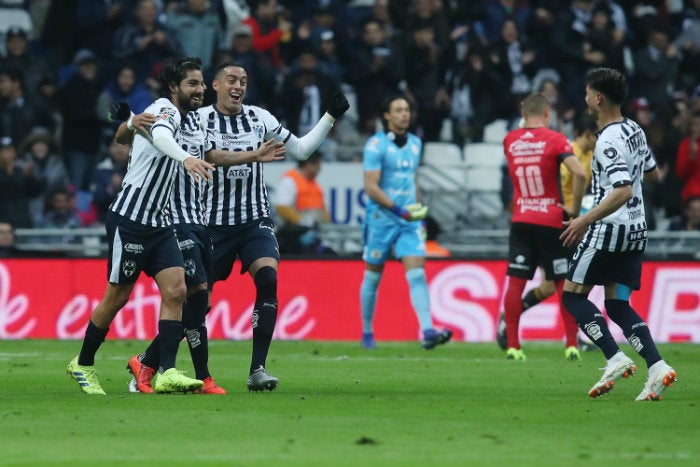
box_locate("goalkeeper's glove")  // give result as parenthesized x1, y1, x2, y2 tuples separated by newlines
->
(389, 203, 428, 221)
(109, 102, 131, 122)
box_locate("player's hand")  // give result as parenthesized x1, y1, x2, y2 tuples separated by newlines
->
(131, 113, 157, 133)
(109, 102, 131, 122)
(183, 157, 215, 181)
(327, 91, 349, 119)
(256, 140, 286, 162)
(390, 203, 428, 221)
(560, 215, 590, 247)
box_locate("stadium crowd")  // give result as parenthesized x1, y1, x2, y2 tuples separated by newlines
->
(1, 0, 700, 243)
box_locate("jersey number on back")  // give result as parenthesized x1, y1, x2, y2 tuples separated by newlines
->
(515, 165, 544, 197)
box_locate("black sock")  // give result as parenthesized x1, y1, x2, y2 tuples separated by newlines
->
(158, 319, 183, 372)
(522, 288, 543, 311)
(605, 299, 662, 368)
(140, 336, 161, 371)
(251, 266, 278, 374)
(183, 289, 210, 380)
(78, 320, 109, 366)
(562, 292, 620, 359)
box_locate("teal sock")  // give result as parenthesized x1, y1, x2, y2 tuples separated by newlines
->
(406, 268, 433, 331)
(360, 270, 381, 333)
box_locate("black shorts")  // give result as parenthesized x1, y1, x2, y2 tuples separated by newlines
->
(209, 218, 279, 282)
(507, 222, 570, 280)
(105, 211, 183, 284)
(174, 223, 214, 287)
(567, 244, 643, 289)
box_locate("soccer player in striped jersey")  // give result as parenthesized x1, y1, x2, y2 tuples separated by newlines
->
(200, 61, 348, 391)
(67, 56, 215, 395)
(560, 67, 677, 400)
(110, 66, 286, 395)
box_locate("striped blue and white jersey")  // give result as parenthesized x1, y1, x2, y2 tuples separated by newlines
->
(584, 118, 656, 252)
(110, 98, 182, 227)
(198, 104, 291, 226)
(170, 110, 212, 225)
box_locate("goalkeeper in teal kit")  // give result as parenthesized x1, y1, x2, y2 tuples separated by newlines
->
(359, 95, 452, 350)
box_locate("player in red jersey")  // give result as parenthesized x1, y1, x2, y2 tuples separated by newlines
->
(502, 93, 586, 360)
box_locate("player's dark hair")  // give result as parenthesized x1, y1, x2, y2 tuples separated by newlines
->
(573, 114, 598, 136)
(380, 94, 410, 126)
(158, 56, 202, 98)
(585, 67, 627, 106)
(213, 60, 246, 79)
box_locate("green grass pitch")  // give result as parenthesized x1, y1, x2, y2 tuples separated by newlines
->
(1, 340, 698, 467)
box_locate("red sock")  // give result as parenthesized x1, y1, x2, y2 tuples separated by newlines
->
(556, 280, 579, 348)
(504, 276, 527, 349)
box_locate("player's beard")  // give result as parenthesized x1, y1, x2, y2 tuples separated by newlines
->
(177, 90, 203, 112)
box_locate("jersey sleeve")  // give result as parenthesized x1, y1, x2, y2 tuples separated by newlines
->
(642, 143, 657, 173)
(596, 137, 631, 187)
(363, 135, 384, 171)
(555, 134, 574, 163)
(256, 106, 292, 144)
(149, 99, 180, 137)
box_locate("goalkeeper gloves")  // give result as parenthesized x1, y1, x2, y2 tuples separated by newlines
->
(389, 203, 428, 221)
(109, 102, 132, 122)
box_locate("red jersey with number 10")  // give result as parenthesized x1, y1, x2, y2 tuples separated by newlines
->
(504, 127, 574, 228)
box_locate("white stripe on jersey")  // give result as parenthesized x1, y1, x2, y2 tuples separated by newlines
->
(110, 98, 181, 227)
(587, 118, 656, 252)
(199, 104, 291, 226)
(170, 110, 212, 225)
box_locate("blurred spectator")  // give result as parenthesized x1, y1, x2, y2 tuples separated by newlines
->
(531, 68, 575, 135)
(673, 2, 700, 94)
(0, 25, 55, 101)
(36, 186, 83, 244)
(242, 0, 292, 70)
(20, 127, 70, 227)
(112, 0, 181, 81)
(279, 48, 341, 136)
(165, 0, 227, 73)
(0, 65, 55, 146)
(486, 18, 538, 123)
(668, 196, 700, 232)
(221, 0, 251, 47)
(75, 0, 129, 62)
(676, 110, 700, 203)
(480, 0, 533, 45)
(402, 0, 450, 50)
(346, 18, 404, 135)
(631, 28, 679, 112)
(58, 48, 102, 190)
(551, 0, 602, 111)
(89, 139, 129, 223)
(39, 0, 78, 71)
(96, 63, 152, 140)
(220, 23, 278, 108)
(0, 136, 42, 228)
(315, 29, 345, 84)
(274, 151, 334, 255)
(443, 22, 489, 144)
(403, 19, 449, 141)
(586, 1, 625, 72)
(294, 2, 349, 59)
(0, 221, 18, 257)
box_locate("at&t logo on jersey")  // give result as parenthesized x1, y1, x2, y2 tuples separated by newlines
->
(227, 167, 251, 179)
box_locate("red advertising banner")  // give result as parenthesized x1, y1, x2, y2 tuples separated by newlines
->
(1, 259, 698, 343)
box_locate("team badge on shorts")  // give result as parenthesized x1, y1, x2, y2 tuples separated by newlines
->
(122, 260, 136, 278)
(184, 259, 196, 277)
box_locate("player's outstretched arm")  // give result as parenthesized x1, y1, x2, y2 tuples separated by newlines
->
(205, 140, 286, 167)
(284, 91, 349, 161)
(151, 126, 214, 180)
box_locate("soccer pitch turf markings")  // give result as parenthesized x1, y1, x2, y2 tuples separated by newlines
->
(0, 340, 698, 467)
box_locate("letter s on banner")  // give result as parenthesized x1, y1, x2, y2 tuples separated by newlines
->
(429, 264, 500, 341)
